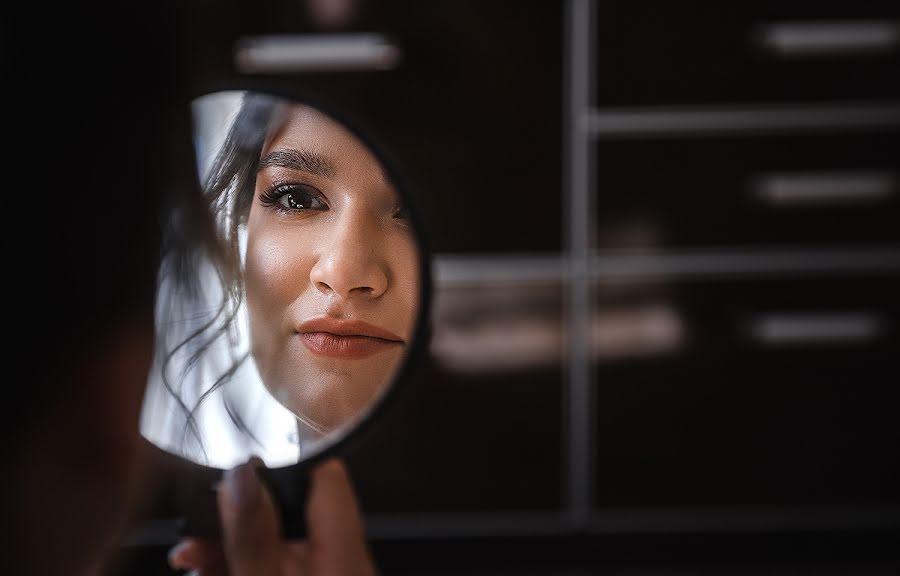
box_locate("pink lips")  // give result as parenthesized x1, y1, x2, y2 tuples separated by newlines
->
(297, 317, 404, 359)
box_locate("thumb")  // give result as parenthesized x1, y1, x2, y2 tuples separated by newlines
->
(306, 459, 376, 575)
(217, 458, 281, 576)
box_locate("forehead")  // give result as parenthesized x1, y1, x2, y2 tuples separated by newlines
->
(263, 104, 386, 179)
(260, 104, 397, 196)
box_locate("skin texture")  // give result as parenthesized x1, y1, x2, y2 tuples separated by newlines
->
(244, 104, 419, 438)
(169, 458, 377, 576)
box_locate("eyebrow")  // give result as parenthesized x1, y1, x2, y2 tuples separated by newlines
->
(258, 148, 337, 179)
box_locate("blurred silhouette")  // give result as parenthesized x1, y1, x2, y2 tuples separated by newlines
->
(5, 3, 377, 575)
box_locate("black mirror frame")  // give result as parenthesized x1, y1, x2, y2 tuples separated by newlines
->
(151, 79, 433, 540)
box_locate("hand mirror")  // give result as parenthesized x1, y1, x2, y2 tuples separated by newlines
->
(139, 90, 430, 538)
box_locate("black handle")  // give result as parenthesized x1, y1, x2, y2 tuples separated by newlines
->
(258, 465, 310, 540)
(176, 463, 309, 540)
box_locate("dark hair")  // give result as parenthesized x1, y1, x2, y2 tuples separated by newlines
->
(156, 92, 289, 458)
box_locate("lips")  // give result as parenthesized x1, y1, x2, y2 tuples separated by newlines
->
(297, 317, 404, 359)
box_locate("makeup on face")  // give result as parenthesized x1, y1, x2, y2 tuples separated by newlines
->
(244, 102, 419, 440)
(297, 317, 404, 359)
(141, 91, 426, 474)
(138, 90, 429, 542)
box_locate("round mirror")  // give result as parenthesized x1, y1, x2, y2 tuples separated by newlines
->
(138, 90, 429, 534)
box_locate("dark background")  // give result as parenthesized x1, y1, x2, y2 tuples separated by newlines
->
(112, 1, 900, 573)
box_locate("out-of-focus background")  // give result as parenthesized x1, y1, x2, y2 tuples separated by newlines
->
(115, 0, 899, 573)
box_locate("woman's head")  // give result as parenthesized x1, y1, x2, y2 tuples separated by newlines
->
(206, 95, 419, 439)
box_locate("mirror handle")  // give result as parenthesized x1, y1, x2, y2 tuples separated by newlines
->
(176, 464, 309, 540)
(258, 464, 310, 540)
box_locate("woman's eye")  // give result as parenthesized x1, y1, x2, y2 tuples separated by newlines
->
(268, 186, 327, 211)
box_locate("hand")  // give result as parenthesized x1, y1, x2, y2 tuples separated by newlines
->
(169, 458, 377, 576)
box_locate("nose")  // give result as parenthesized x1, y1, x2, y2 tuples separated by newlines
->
(309, 212, 389, 300)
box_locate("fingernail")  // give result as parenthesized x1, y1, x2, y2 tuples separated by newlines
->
(167, 541, 191, 569)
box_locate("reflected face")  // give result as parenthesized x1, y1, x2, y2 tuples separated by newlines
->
(245, 104, 418, 436)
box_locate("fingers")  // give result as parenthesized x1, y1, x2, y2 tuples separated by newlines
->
(217, 459, 282, 576)
(306, 459, 377, 576)
(167, 537, 225, 574)
(306, 460, 365, 548)
(172, 457, 377, 576)
(281, 541, 311, 575)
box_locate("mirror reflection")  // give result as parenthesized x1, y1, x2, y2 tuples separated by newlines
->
(141, 91, 421, 468)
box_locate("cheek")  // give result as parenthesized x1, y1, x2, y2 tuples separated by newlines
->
(392, 235, 421, 340)
(245, 227, 315, 314)
(244, 225, 318, 366)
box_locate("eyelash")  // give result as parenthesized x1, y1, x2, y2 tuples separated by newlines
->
(259, 181, 411, 223)
(258, 183, 329, 213)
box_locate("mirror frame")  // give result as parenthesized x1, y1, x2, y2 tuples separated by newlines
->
(143, 82, 433, 540)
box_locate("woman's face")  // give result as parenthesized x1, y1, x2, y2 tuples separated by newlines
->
(245, 104, 418, 437)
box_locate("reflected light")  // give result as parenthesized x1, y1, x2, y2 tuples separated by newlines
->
(234, 34, 402, 73)
(749, 311, 885, 347)
(756, 19, 900, 57)
(753, 171, 896, 206)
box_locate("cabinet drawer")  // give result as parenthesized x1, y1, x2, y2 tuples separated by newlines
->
(348, 278, 566, 514)
(348, 360, 564, 514)
(592, 275, 900, 508)
(595, 1, 900, 106)
(229, 1, 565, 254)
(594, 133, 900, 249)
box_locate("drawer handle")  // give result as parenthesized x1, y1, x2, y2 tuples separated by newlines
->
(753, 171, 896, 206)
(756, 20, 900, 58)
(749, 311, 885, 346)
(234, 34, 402, 74)
(588, 103, 900, 138)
